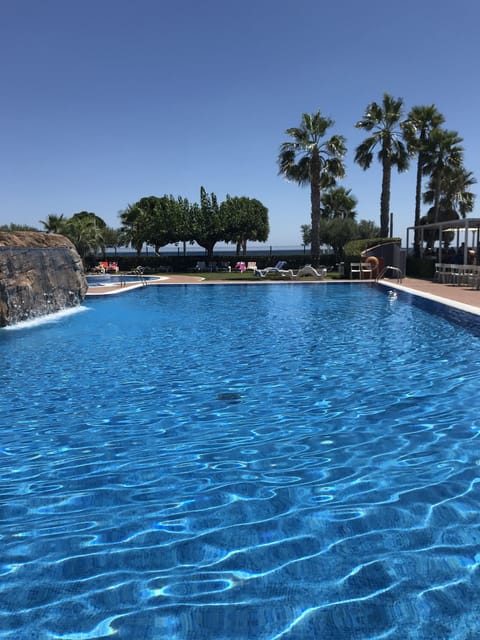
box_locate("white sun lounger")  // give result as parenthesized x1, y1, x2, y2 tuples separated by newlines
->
(294, 265, 326, 278)
(255, 261, 294, 278)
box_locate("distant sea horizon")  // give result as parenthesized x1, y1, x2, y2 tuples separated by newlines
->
(106, 242, 321, 257)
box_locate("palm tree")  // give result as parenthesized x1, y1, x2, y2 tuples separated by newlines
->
(39, 213, 66, 234)
(355, 93, 410, 237)
(422, 128, 464, 223)
(403, 105, 445, 255)
(444, 167, 477, 217)
(321, 186, 357, 219)
(71, 212, 106, 257)
(119, 203, 150, 256)
(63, 215, 104, 264)
(101, 226, 123, 258)
(278, 111, 346, 264)
(423, 164, 476, 219)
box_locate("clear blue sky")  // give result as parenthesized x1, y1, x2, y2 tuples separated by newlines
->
(1, 0, 479, 247)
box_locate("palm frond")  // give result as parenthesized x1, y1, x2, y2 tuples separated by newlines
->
(354, 138, 375, 169)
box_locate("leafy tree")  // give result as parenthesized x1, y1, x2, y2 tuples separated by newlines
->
(278, 110, 346, 264)
(1, 223, 39, 231)
(355, 93, 409, 237)
(146, 195, 179, 253)
(320, 217, 358, 260)
(71, 211, 106, 229)
(357, 219, 380, 239)
(422, 128, 464, 223)
(221, 195, 269, 256)
(174, 196, 195, 257)
(302, 216, 379, 257)
(191, 187, 224, 261)
(403, 105, 445, 254)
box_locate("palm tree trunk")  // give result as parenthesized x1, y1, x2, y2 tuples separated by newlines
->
(434, 173, 441, 223)
(414, 155, 423, 256)
(380, 155, 391, 237)
(310, 152, 321, 265)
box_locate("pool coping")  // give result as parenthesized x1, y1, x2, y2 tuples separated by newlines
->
(378, 278, 480, 317)
(85, 276, 170, 295)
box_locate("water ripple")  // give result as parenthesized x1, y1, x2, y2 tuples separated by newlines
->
(1, 285, 480, 638)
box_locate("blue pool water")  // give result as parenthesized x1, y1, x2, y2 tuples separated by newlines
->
(1, 284, 480, 639)
(86, 275, 161, 287)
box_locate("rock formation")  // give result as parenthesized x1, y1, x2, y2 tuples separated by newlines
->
(0, 232, 88, 327)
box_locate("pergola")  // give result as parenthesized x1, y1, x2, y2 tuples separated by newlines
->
(406, 218, 480, 264)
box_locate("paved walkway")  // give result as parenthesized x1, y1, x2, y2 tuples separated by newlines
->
(385, 277, 480, 315)
(85, 274, 480, 315)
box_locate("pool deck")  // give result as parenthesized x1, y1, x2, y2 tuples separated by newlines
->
(85, 275, 480, 315)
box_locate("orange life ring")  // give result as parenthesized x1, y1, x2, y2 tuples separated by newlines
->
(365, 256, 379, 274)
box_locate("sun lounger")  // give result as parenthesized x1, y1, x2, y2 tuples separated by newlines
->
(255, 261, 294, 278)
(295, 265, 326, 278)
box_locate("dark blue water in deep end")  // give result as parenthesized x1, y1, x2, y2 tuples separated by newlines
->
(1, 284, 480, 640)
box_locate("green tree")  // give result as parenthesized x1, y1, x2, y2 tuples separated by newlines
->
(423, 164, 476, 220)
(175, 196, 195, 257)
(101, 226, 124, 258)
(119, 202, 151, 256)
(70, 212, 106, 257)
(301, 223, 311, 247)
(320, 217, 358, 260)
(278, 110, 346, 264)
(422, 128, 465, 223)
(403, 105, 445, 254)
(355, 93, 410, 237)
(357, 219, 380, 239)
(71, 211, 106, 229)
(39, 213, 66, 234)
(63, 214, 104, 263)
(191, 187, 224, 262)
(147, 195, 179, 253)
(222, 195, 269, 256)
(321, 186, 357, 219)
(1, 223, 39, 231)
(302, 216, 379, 256)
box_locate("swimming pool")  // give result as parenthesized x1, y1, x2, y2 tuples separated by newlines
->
(1, 284, 480, 639)
(86, 274, 163, 287)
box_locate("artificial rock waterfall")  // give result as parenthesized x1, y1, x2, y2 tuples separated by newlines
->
(0, 232, 88, 327)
